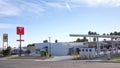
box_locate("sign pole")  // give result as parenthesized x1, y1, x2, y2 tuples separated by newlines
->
(16, 26, 24, 56)
(7, 40, 8, 48)
(3, 39, 4, 51)
(19, 35, 21, 56)
(3, 34, 8, 50)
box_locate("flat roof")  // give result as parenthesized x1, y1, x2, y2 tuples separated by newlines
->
(70, 34, 120, 38)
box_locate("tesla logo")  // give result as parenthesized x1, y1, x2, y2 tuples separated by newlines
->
(17, 27, 24, 35)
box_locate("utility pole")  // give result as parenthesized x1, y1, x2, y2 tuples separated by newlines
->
(19, 35, 21, 56)
(49, 37, 51, 56)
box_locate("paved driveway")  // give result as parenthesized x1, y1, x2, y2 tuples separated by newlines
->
(35, 55, 74, 61)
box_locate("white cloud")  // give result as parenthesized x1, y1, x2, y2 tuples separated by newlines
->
(40, 0, 64, 8)
(65, 0, 72, 11)
(0, 23, 18, 29)
(40, 0, 120, 12)
(41, 0, 72, 11)
(0, 0, 45, 16)
(69, 0, 120, 7)
(19, 1, 45, 15)
(0, 0, 20, 16)
(0, 23, 26, 29)
(0, 0, 120, 16)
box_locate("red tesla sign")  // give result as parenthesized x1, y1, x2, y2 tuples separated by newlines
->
(17, 27, 24, 35)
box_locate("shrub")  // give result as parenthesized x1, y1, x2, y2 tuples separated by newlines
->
(3, 46, 12, 56)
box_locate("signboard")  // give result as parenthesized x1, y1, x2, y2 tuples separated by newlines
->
(3, 34, 8, 42)
(17, 40, 24, 41)
(16, 26, 24, 56)
(17, 27, 24, 35)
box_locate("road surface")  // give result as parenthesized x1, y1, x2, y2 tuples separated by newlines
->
(0, 59, 120, 68)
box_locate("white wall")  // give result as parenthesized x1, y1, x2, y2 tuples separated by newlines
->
(35, 42, 88, 56)
(51, 43, 72, 56)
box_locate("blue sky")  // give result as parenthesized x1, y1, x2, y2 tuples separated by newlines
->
(0, 0, 120, 48)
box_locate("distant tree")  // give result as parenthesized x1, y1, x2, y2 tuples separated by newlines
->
(94, 32, 97, 35)
(110, 32, 113, 35)
(91, 32, 94, 35)
(88, 31, 99, 35)
(107, 34, 109, 35)
(108, 31, 120, 36)
(2, 46, 12, 56)
(76, 38, 81, 42)
(88, 31, 98, 42)
(114, 31, 117, 35)
(76, 37, 88, 42)
(83, 37, 88, 42)
(114, 31, 118, 40)
(43, 40, 48, 43)
(88, 31, 91, 35)
(118, 32, 120, 35)
(27, 44, 35, 47)
(103, 33, 106, 35)
(55, 40, 58, 43)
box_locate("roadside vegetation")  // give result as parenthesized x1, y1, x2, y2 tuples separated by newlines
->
(102, 54, 120, 62)
(2, 46, 12, 57)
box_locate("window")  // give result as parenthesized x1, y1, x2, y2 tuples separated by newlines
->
(89, 49, 92, 52)
(82, 49, 84, 52)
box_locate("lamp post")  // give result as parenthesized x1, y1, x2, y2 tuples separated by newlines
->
(49, 37, 51, 56)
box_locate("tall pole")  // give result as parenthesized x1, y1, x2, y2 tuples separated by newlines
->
(17, 26, 24, 56)
(19, 35, 21, 56)
(97, 37, 100, 57)
(7, 39, 8, 48)
(49, 37, 51, 56)
(3, 40, 4, 51)
(111, 38, 114, 54)
(7, 34, 8, 48)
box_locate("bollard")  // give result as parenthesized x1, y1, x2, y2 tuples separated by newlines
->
(74, 52, 79, 60)
(107, 53, 111, 60)
(94, 52, 96, 58)
(87, 52, 91, 60)
(80, 52, 83, 60)
(46, 52, 50, 57)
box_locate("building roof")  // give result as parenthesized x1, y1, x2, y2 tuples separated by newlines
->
(70, 34, 120, 38)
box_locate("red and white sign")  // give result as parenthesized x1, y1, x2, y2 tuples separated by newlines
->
(17, 40, 24, 42)
(17, 27, 24, 35)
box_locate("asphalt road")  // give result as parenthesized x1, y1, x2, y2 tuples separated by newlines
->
(0, 59, 120, 68)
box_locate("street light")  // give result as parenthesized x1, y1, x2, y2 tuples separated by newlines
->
(49, 37, 51, 56)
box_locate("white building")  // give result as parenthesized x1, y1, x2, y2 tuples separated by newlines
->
(34, 42, 88, 56)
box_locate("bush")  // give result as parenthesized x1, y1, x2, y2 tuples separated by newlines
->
(2, 47, 12, 56)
